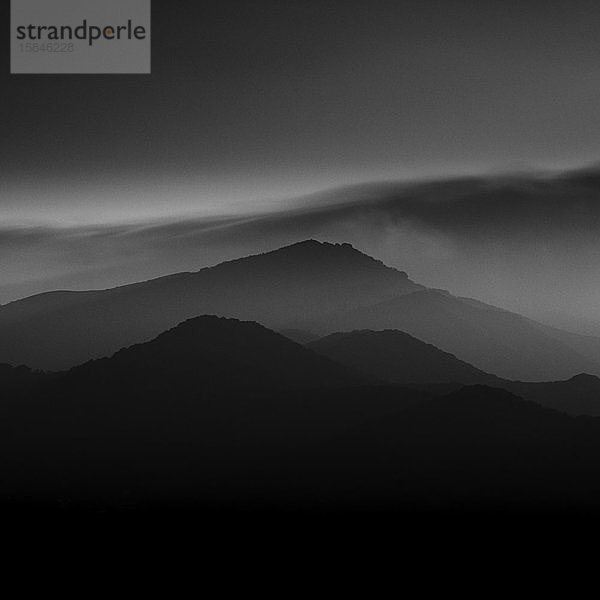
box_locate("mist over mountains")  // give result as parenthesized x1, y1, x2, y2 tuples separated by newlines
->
(4, 237, 600, 514)
(8, 0, 600, 533)
(308, 288, 600, 380)
(5, 166, 600, 335)
(2, 239, 599, 382)
(4, 313, 600, 513)
(304, 329, 600, 417)
(0, 241, 422, 370)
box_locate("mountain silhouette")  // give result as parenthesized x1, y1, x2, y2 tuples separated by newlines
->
(4, 314, 600, 512)
(0, 362, 32, 381)
(0, 240, 423, 370)
(308, 330, 499, 385)
(0, 363, 47, 397)
(0, 315, 422, 506)
(63, 315, 372, 395)
(308, 330, 600, 416)
(291, 384, 600, 509)
(3, 240, 600, 381)
(503, 373, 600, 416)
(308, 290, 600, 380)
(278, 329, 320, 344)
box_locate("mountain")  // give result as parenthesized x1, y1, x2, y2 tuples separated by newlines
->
(0, 315, 423, 506)
(503, 374, 600, 417)
(308, 329, 600, 416)
(4, 315, 600, 511)
(308, 330, 498, 385)
(62, 315, 372, 396)
(279, 329, 320, 344)
(8, 379, 600, 511)
(3, 239, 600, 381)
(0, 240, 423, 370)
(0, 363, 34, 383)
(302, 385, 600, 509)
(0, 363, 45, 396)
(307, 290, 600, 380)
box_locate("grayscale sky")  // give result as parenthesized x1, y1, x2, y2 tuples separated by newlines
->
(3, 0, 600, 332)
(3, 0, 600, 223)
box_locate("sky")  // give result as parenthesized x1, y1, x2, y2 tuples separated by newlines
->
(3, 0, 600, 330)
(3, 0, 600, 224)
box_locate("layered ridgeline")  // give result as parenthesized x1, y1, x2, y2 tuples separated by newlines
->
(61, 315, 372, 395)
(0, 316, 421, 505)
(306, 289, 600, 380)
(305, 329, 600, 416)
(308, 330, 499, 386)
(1, 239, 600, 380)
(0, 241, 422, 371)
(4, 315, 600, 510)
(0, 363, 46, 397)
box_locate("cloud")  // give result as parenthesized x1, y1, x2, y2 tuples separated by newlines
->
(4, 166, 600, 333)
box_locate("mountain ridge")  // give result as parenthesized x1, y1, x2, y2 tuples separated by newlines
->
(0, 240, 424, 370)
(61, 314, 374, 397)
(2, 240, 600, 381)
(306, 328, 600, 415)
(308, 329, 498, 386)
(307, 288, 600, 380)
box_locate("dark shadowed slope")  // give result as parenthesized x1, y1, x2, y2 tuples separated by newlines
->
(503, 374, 600, 417)
(307, 330, 600, 416)
(0, 240, 423, 370)
(0, 315, 425, 506)
(308, 330, 499, 385)
(0, 363, 46, 397)
(7, 376, 600, 510)
(304, 385, 600, 509)
(0, 315, 376, 461)
(63, 315, 373, 397)
(4, 315, 600, 510)
(308, 290, 600, 381)
(278, 329, 320, 344)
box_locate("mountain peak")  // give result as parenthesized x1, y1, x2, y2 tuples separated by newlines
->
(239, 239, 411, 279)
(0, 241, 424, 370)
(262, 239, 382, 259)
(309, 329, 495, 386)
(567, 373, 600, 384)
(68, 315, 370, 394)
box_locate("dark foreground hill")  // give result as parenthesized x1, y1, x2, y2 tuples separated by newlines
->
(0, 363, 47, 396)
(296, 385, 600, 510)
(0, 240, 422, 370)
(62, 315, 372, 396)
(0, 316, 417, 508)
(503, 373, 600, 417)
(3, 316, 600, 513)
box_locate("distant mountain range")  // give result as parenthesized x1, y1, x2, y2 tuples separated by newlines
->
(304, 329, 600, 416)
(307, 289, 600, 380)
(308, 329, 498, 385)
(0, 240, 600, 381)
(2, 239, 598, 381)
(504, 374, 600, 417)
(4, 314, 600, 512)
(0, 240, 422, 371)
